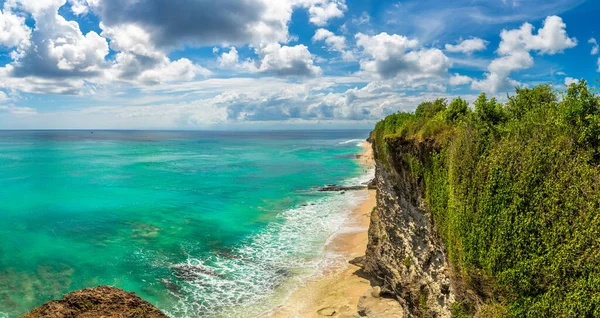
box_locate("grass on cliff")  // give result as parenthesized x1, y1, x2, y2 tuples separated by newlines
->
(371, 81, 600, 317)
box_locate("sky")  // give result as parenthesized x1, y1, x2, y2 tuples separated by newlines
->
(0, 0, 598, 129)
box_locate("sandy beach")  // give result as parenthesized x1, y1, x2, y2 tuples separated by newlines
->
(265, 141, 376, 318)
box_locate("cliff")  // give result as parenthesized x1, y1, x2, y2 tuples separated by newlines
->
(361, 82, 600, 317)
(363, 138, 458, 317)
(23, 286, 168, 318)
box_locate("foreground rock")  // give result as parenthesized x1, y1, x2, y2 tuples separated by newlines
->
(23, 286, 168, 318)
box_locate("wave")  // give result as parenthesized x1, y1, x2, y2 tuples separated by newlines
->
(163, 177, 370, 317)
(338, 139, 363, 145)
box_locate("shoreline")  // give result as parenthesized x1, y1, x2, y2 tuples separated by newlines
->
(264, 141, 376, 317)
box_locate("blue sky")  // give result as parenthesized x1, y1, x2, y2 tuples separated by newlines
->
(0, 0, 597, 129)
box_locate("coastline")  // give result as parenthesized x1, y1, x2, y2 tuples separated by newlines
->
(264, 141, 376, 317)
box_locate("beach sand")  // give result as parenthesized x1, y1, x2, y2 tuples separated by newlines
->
(265, 141, 376, 318)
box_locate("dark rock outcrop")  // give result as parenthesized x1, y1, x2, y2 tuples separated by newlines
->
(318, 185, 367, 192)
(23, 286, 168, 318)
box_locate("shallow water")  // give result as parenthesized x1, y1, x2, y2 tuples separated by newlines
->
(0, 130, 372, 317)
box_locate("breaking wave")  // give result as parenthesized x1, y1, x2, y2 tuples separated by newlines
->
(164, 179, 370, 317)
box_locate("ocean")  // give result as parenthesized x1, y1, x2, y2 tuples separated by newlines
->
(0, 130, 373, 317)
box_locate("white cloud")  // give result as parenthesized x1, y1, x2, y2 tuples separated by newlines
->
(4, 0, 65, 16)
(589, 38, 599, 55)
(449, 73, 472, 86)
(597, 57, 600, 73)
(6, 1, 110, 78)
(49, 29, 109, 72)
(245, 43, 322, 77)
(472, 15, 576, 94)
(303, 0, 347, 26)
(0, 9, 31, 48)
(312, 28, 346, 51)
(67, 0, 93, 16)
(564, 77, 579, 86)
(496, 15, 577, 55)
(136, 58, 211, 85)
(0, 2, 213, 94)
(100, 22, 211, 85)
(312, 28, 355, 61)
(100, 23, 161, 59)
(445, 38, 488, 54)
(356, 32, 450, 82)
(219, 47, 240, 68)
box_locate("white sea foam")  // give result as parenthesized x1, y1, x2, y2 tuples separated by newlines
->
(165, 178, 370, 317)
(343, 165, 375, 187)
(338, 139, 363, 145)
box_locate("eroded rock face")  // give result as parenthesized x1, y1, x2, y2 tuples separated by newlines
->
(364, 140, 456, 317)
(23, 286, 168, 318)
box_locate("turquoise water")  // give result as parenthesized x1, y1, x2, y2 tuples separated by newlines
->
(0, 130, 372, 317)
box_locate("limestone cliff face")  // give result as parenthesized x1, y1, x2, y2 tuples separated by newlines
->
(364, 139, 456, 317)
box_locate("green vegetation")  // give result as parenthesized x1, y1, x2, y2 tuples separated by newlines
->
(371, 81, 600, 317)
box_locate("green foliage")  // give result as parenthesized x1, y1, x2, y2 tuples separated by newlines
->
(371, 83, 600, 317)
(473, 93, 506, 126)
(416, 98, 448, 119)
(444, 97, 470, 123)
(561, 80, 600, 159)
(506, 85, 557, 120)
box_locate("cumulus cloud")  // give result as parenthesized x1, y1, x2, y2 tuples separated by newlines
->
(449, 73, 472, 86)
(0, 0, 351, 96)
(564, 77, 579, 86)
(0, 1, 213, 94)
(472, 15, 576, 94)
(445, 38, 488, 54)
(244, 43, 322, 77)
(303, 0, 347, 26)
(312, 28, 355, 60)
(589, 38, 599, 55)
(0, 9, 31, 48)
(496, 16, 577, 55)
(7, 0, 109, 79)
(101, 23, 211, 84)
(355, 32, 450, 82)
(219, 47, 240, 68)
(67, 0, 92, 16)
(313, 28, 346, 51)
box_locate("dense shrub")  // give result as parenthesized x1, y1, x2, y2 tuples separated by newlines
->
(370, 82, 600, 317)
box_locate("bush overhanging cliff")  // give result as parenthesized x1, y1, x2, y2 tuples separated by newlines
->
(370, 81, 600, 317)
